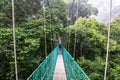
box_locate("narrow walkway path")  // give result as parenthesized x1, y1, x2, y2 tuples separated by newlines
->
(53, 51, 67, 80)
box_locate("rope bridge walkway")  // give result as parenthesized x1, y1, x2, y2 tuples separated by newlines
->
(53, 50, 67, 80)
(27, 46, 90, 80)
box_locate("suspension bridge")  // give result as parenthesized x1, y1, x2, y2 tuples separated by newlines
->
(27, 46, 90, 80)
(10, 0, 113, 79)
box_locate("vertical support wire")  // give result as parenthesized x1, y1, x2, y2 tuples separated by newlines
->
(43, 0, 47, 57)
(104, 0, 112, 80)
(11, 0, 18, 80)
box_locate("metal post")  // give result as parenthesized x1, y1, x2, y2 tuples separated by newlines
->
(104, 0, 112, 80)
(12, 0, 18, 80)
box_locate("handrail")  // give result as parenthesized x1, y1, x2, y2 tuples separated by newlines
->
(62, 47, 90, 80)
(27, 46, 58, 80)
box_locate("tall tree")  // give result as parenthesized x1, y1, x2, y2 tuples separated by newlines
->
(67, 0, 98, 24)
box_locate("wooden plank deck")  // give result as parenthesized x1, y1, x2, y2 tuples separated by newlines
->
(53, 51, 67, 80)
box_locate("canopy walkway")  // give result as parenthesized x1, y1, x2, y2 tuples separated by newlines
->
(53, 50, 67, 80)
(27, 46, 90, 80)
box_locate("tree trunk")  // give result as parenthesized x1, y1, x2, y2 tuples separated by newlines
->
(80, 44, 82, 57)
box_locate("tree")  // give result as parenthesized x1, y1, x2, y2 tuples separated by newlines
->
(67, 0, 98, 24)
(63, 17, 119, 79)
(65, 17, 116, 59)
(36, 0, 68, 27)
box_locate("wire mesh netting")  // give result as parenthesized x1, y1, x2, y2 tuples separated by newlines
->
(62, 47, 90, 80)
(27, 46, 58, 80)
(27, 46, 90, 80)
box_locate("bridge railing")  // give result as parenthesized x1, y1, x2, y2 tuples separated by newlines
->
(27, 46, 58, 80)
(62, 47, 90, 80)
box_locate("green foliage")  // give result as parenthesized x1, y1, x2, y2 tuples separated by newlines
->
(27, 46, 59, 80)
(63, 17, 119, 79)
(77, 57, 104, 80)
(0, 0, 67, 79)
(75, 17, 120, 79)
(65, 17, 116, 59)
(0, 18, 65, 79)
(111, 17, 120, 52)
(0, 0, 120, 79)
(1, 16, 120, 79)
(36, 0, 68, 27)
(62, 47, 90, 80)
(0, 0, 68, 27)
(0, 27, 43, 80)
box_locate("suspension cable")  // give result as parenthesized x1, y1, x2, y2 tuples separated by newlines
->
(43, 0, 47, 57)
(11, 0, 18, 80)
(104, 0, 112, 80)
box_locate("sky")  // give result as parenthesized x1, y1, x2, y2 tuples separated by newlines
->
(63, 0, 73, 4)
(88, 0, 120, 22)
(63, 0, 120, 22)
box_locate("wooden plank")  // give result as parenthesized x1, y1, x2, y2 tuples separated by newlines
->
(53, 51, 67, 80)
